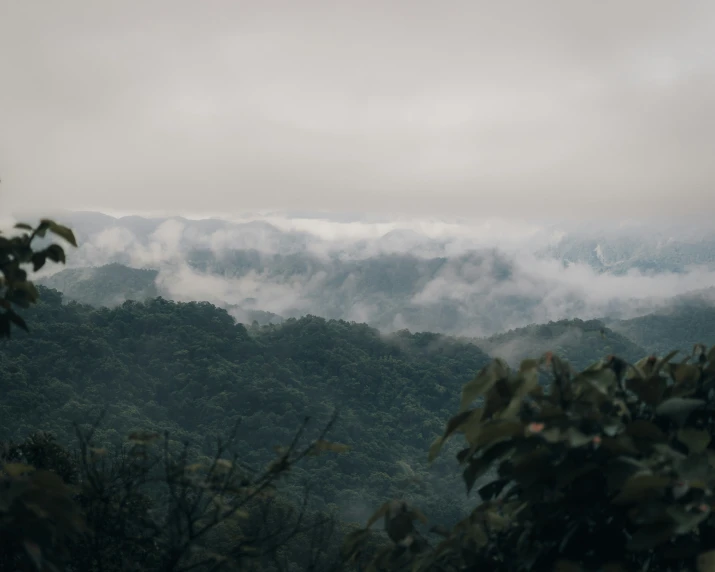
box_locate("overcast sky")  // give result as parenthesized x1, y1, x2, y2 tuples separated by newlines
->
(1, 0, 714, 221)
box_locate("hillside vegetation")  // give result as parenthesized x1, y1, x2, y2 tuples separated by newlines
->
(476, 318, 647, 371)
(609, 301, 715, 356)
(6, 217, 715, 571)
(1, 286, 491, 526)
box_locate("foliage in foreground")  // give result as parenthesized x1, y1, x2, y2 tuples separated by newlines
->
(345, 346, 715, 571)
(6, 215, 715, 571)
(0, 413, 349, 572)
(0, 217, 344, 571)
(0, 217, 77, 337)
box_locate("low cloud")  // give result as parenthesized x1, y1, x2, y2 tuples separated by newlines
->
(21, 211, 715, 337)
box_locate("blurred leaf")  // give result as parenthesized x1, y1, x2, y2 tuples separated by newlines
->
(667, 503, 711, 534)
(31, 252, 46, 272)
(44, 244, 66, 264)
(477, 478, 509, 500)
(474, 419, 523, 448)
(429, 409, 482, 462)
(23, 540, 43, 570)
(463, 457, 492, 494)
(626, 375, 666, 406)
(626, 420, 667, 442)
(40, 219, 78, 247)
(3, 462, 35, 476)
(366, 502, 391, 529)
(7, 311, 28, 332)
(656, 398, 705, 426)
(460, 359, 509, 412)
(654, 350, 680, 375)
(698, 550, 715, 572)
(670, 363, 701, 386)
(677, 428, 711, 454)
(627, 522, 674, 551)
(612, 473, 671, 504)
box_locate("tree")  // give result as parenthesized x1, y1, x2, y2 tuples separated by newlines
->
(0, 216, 347, 571)
(344, 347, 715, 571)
(0, 218, 77, 337)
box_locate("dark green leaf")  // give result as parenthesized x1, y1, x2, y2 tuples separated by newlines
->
(40, 219, 77, 247)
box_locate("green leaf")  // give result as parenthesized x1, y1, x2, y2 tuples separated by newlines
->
(677, 428, 711, 454)
(44, 244, 66, 264)
(654, 350, 680, 375)
(14, 223, 33, 231)
(23, 540, 43, 570)
(612, 473, 671, 504)
(667, 503, 711, 534)
(7, 311, 28, 332)
(655, 398, 705, 426)
(40, 219, 77, 247)
(365, 501, 392, 529)
(627, 522, 674, 551)
(474, 419, 524, 448)
(477, 478, 510, 500)
(626, 420, 667, 442)
(463, 457, 492, 494)
(460, 359, 509, 412)
(428, 409, 481, 462)
(3, 462, 35, 476)
(697, 550, 715, 572)
(670, 363, 700, 386)
(626, 375, 667, 406)
(31, 252, 46, 272)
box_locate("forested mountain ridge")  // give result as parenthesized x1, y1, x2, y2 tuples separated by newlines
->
(13, 279, 711, 533)
(31, 211, 715, 337)
(0, 286, 491, 526)
(607, 299, 715, 356)
(37, 263, 285, 325)
(475, 317, 647, 371)
(6, 224, 715, 570)
(38, 263, 160, 307)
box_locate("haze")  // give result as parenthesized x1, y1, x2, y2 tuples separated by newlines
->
(1, 0, 714, 220)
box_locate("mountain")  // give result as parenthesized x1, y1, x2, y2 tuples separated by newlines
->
(2, 283, 701, 528)
(38, 263, 160, 307)
(540, 224, 715, 274)
(474, 318, 646, 371)
(607, 295, 715, 356)
(0, 287, 492, 525)
(26, 212, 715, 336)
(37, 263, 284, 325)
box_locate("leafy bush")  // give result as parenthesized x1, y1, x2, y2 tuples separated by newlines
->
(345, 346, 715, 571)
(1, 414, 348, 572)
(0, 218, 77, 338)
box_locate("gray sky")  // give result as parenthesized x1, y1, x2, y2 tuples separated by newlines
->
(1, 0, 714, 220)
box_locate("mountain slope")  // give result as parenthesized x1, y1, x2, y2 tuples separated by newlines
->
(475, 318, 647, 370)
(0, 287, 491, 525)
(608, 300, 715, 356)
(38, 263, 160, 306)
(27, 212, 715, 336)
(37, 263, 284, 325)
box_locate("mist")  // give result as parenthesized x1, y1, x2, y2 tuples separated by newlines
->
(25, 211, 715, 337)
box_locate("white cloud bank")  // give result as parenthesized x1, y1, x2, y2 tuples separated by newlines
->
(18, 212, 715, 337)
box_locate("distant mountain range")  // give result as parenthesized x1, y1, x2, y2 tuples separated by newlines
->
(30, 211, 715, 337)
(541, 230, 715, 274)
(37, 261, 715, 370)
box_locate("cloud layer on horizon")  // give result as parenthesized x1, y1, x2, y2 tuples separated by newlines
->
(25, 212, 715, 337)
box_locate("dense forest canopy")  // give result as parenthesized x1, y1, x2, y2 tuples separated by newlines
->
(4, 217, 715, 571)
(1, 286, 495, 526)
